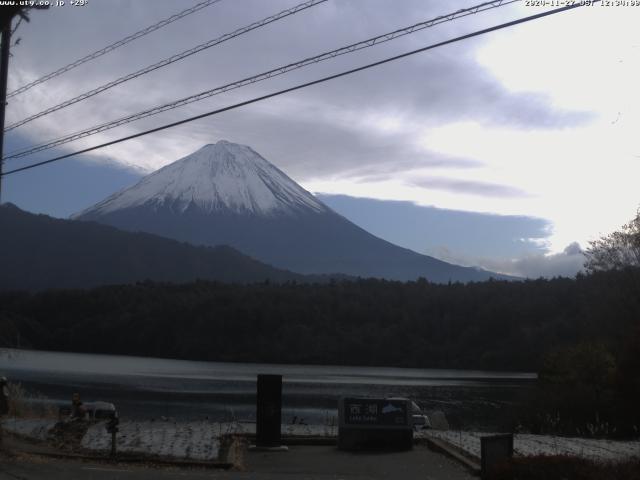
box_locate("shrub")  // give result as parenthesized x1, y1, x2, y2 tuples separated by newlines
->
(488, 455, 640, 480)
(6, 382, 56, 419)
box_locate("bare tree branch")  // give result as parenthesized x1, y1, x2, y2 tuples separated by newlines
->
(585, 207, 640, 272)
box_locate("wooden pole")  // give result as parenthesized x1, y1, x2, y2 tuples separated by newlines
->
(0, 19, 11, 203)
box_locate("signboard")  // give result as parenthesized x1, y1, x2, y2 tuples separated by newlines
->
(341, 398, 409, 428)
(338, 397, 412, 450)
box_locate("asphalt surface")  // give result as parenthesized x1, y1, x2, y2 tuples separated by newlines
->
(0, 445, 475, 479)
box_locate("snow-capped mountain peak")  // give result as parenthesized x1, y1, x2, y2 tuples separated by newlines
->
(73, 140, 508, 282)
(74, 140, 328, 217)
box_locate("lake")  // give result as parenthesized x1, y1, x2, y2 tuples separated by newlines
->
(0, 348, 536, 429)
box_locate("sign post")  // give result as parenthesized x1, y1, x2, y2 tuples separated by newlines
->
(254, 374, 286, 450)
(0, 377, 9, 448)
(106, 415, 119, 458)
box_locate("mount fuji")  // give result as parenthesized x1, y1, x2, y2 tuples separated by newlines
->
(74, 141, 505, 282)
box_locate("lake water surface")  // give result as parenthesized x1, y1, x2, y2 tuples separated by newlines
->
(1, 348, 536, 429)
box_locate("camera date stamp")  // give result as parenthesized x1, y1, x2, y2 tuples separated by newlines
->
(525, 0, 640, 6)
(9, 0, 90, 7)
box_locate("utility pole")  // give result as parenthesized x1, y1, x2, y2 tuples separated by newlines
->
(0, 6, 48, 201)
(0, 13, 12, 204)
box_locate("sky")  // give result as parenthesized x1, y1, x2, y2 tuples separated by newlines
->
(2, 0, 639, 278)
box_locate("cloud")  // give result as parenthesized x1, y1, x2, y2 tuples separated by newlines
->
(318, 194, 551, 259)
(428, 242, 586, 279)
(6, 0, 630, 259)
(341, 153, 483, 183)
(408, 176, 530, 198)
(5, 0, 591, 181)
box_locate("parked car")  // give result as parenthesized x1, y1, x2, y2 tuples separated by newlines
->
(84, 401, 117, 420)
(410, 401, 432, 429)
(58, 401, 117, 421)
(384, 397, 431, 429)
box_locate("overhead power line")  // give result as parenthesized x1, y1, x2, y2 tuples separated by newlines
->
(7, 0, 224, 99)
(5, 0, 519, 161)
(0, 2, 592, 178)
(4, 0, 327, 132)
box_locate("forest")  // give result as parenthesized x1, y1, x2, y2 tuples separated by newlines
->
(1, 267, 638, 373)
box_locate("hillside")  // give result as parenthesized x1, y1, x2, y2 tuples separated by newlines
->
(0, 203, 305, 290)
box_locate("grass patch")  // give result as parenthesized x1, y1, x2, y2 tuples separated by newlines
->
(6, 382, 57, 419)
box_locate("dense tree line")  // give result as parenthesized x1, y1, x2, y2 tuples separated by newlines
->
(522, 339, 640, 437)
(1, 268, 638, 373)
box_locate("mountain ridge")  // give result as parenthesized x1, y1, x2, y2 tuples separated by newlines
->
(0, 203, 313, 291)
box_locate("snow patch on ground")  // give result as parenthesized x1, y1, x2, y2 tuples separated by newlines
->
(3, 418, 338, 462)
(283, 423, 338, 437)
(80, 421, 337, 460)
(18, 418, 638, 464)
(423, 430, 640, 462)
(2, 417, 56, 441)
(81, 420, 220, 461)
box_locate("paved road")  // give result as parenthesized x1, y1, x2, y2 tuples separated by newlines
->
(0, 446, 474, 479)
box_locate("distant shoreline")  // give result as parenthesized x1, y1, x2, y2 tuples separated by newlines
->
(2, 348, 535, 429)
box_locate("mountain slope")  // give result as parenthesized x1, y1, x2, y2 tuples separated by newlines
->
(75, 141, 507, 282)
(0, 203, 306, 291)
